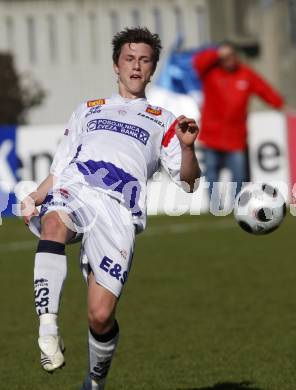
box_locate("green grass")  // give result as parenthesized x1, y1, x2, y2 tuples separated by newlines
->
(1, 214, 296, 390)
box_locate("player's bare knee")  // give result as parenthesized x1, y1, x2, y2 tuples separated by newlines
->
(41, 212, 68, 242)
(88, 307, 113, 334)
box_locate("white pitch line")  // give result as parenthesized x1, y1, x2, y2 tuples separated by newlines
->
(0, 220, 235, 253)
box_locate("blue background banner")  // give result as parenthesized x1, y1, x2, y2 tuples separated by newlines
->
(0, 125, 18, 217)
(155, 45, 216, 95)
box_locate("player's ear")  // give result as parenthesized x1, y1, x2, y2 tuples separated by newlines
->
(113, 63, 120, 75)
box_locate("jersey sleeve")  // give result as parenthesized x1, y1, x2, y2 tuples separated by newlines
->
(50, 105, 83, 176)
(160, 114, 182, 185)
(249, 69, 284, 109)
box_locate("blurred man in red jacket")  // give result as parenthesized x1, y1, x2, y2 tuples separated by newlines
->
(192, 42, 284, 209)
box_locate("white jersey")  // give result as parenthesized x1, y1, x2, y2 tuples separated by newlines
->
(50, 93, 183, 232)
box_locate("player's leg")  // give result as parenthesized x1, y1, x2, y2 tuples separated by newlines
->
(34, 210, 74, 372)
(81, 274, 119, 390)
(80, 193, 135, 389)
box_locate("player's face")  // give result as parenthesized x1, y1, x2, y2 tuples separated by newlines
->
(114, 42, 155, 98)
(220, 48, 239, 72)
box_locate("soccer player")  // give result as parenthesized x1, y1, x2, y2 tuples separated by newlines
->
(21, 27, 201, 389)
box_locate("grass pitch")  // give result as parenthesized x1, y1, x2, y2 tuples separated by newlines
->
(1, 214, 296, 390)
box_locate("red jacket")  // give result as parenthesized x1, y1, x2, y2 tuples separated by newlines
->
(192, 49, 284, 151)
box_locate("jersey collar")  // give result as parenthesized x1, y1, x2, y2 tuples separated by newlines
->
(110, 93, 147, 104)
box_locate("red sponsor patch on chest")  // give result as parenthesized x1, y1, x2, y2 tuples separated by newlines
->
(146, 105, 162, 116)
(87, 99, 106, 107)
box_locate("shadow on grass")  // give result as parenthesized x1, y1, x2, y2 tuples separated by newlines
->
(177, 381, 265, 390)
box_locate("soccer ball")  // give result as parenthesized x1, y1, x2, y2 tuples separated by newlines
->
(234, 183, 286, 235)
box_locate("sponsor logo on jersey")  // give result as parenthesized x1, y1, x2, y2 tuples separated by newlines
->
(99, 256, 128, 286)
(146, 105, 162, 116)
(39, 192, 69, 217)
(86, 118, 150, 145)
(87, 98, 105, 107)
(59, 188, 70, 199)
(76, 159, 142, 216)
(85, 105, 102, 118)
(120, 249, 128, 259)
(137, 112, 165, 128)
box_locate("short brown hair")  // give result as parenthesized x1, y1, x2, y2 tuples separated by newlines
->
(112, 27, 162, 70)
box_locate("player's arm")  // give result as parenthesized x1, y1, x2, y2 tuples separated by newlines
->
(250, 69, 284, 109)
(21, 174, 55, 224)
(21, 104, 83, 225)
(176, 116, 201, 192)
(160, 115, 201, 193)
(192, 48, 219, 77)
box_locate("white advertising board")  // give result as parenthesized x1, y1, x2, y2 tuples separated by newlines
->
(15, 111, 291, 215)
(248, 111, 290, 199)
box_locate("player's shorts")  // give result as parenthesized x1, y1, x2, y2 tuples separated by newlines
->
(29, 183, 135, 298)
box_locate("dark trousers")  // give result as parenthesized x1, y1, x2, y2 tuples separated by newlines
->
(203, 146, 247, 209)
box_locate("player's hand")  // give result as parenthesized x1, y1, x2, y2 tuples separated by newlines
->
(21, 195, 39, 225)
(175, 115, 199, 147)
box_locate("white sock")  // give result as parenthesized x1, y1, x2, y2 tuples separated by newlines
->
(34, 240, 67, 335)
(39, 313, 58, 337)
(88, 320, 120, 389)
